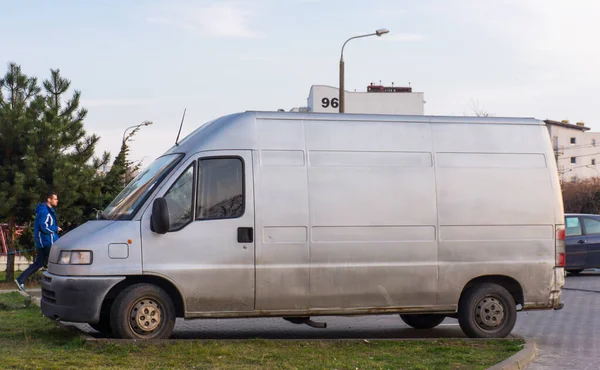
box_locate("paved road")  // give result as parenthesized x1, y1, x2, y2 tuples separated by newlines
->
(518, 272, 600, 370)
(49, 271, 600, 369)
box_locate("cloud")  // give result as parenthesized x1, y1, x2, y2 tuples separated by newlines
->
(145, 3, 263, 38)
(442, 1, 600, 80)
(382, 33, 428, 42)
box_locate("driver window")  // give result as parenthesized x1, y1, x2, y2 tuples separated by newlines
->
(164, 164, 195, 231)
(196, 158, 244, 220)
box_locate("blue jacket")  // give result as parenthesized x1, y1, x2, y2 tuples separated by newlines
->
(34, 203, 59, 248)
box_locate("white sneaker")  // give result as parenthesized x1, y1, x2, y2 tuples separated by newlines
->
(14, 279, 25, 292)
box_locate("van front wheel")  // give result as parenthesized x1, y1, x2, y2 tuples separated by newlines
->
(110, 283, 176, 340)
(400, 314, 445, 329)
(458, 283, 516, 338)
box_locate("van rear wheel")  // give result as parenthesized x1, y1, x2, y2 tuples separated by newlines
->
(400, 314, 445, 329)
(110, 283, 176, 340)
(458, 283, 516, 338)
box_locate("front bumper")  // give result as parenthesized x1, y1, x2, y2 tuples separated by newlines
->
(40, 272, 125, 323)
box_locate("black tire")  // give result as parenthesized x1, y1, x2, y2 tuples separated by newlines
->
(567, 269, 584, 275)
(110, 284, 176, 340)
(89, 312, 112, 334)
(400, 314, 445, 329)
(458, 283, 517, 338)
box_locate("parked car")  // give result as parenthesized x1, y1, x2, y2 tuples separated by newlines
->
(565, 213, 600, 274)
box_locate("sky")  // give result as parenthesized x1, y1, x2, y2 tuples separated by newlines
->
(2, 0, 600, 166)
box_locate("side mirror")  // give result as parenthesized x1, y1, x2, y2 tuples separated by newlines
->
(151, 198, 170, 234)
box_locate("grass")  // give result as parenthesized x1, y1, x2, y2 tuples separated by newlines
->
(0, 270, 42, 290)
(0, 292, 523, 370)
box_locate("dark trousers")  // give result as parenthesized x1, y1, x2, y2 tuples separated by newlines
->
(17, 247, 50, 283)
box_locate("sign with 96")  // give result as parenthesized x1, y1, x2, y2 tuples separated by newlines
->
(321, 97, 339, 109)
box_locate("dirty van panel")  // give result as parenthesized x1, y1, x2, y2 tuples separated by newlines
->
(141, 150, 256, 313)
(254, 119, 310, 310)
(305, 120, 438, 308)
(432, 122, 558, 307)
(432, 123, 556, 226)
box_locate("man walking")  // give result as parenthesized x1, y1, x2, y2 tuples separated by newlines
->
(15, 191, 62, 291)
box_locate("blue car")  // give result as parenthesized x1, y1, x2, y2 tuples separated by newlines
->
(565, 213, 600, 275)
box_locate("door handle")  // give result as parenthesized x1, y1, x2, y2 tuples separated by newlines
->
(578, 240, 586, 244)
(237, 227, 254, 243)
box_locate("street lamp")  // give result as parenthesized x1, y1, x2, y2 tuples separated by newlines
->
(122, 120, 153, 146)
(339, 28, 389, 113)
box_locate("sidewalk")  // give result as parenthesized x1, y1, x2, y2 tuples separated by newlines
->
(0, 289, 41, 294)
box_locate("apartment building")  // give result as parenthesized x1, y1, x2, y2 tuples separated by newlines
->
(545, 120, 600, 182)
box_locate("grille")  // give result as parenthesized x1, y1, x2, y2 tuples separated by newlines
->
(41, 288, 56, 304)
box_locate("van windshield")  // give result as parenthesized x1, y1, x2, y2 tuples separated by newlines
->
(99, 154, 183, 220)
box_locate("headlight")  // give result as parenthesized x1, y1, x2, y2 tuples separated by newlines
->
(58, 251, 93, 265)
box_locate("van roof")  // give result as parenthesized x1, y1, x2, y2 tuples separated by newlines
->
(166, 111, 545, 156)
(248, 111, 543, 126)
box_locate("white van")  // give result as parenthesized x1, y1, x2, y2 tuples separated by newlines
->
(41, 111, 565, 339)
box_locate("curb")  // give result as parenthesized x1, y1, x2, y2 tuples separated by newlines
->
(488, 339, 537, 370)
(85, 336, 525, 343)
(18, 290, 40, 307)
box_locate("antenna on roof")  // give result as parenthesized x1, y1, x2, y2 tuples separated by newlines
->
(175, 108, 186, 146)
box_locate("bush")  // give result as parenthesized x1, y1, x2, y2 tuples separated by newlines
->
(562, 178, 600, 214)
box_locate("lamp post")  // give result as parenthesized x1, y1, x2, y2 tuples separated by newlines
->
(122, 120, 153, 146)
(339, 28, 389, 113)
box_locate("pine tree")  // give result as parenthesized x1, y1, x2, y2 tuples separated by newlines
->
(0, 63, 110, 281)
(101, 127, 141, 202)
(0, 63, 44, 281)
(36, 68, 110, 229)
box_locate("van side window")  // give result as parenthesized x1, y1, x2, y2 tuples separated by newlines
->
(566, 217, 582, 236)
(196, 158, 244, 220)
(583, 218, 600, 235)
(164, 164, 195, 231)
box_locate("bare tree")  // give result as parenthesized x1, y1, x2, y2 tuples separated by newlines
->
(464, 99, 494, 117)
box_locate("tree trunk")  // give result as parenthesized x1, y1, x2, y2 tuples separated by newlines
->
(5, 218, 15, 282)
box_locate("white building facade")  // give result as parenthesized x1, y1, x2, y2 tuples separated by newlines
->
(545, 120, 600, 182)
(306, 84, 424, 115)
